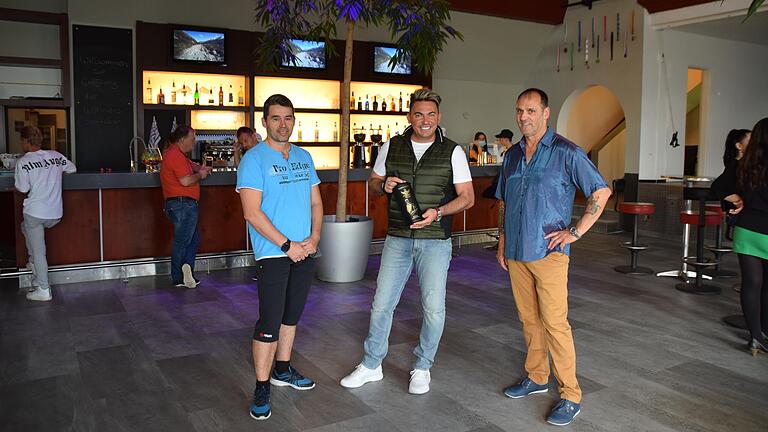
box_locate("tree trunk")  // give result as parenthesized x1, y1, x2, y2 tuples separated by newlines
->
(335, 20, 355, 222)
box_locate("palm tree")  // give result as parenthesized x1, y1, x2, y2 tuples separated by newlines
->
(745, 0, 764, 21)
(253, 0, 461, 222)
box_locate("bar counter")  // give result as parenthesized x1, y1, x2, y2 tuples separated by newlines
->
(1, 166, 501, 270)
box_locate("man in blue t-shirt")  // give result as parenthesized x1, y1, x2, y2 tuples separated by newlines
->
(236, 94, 323, 421)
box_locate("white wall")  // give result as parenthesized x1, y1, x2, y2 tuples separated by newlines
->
(641, 28, 768, 178)
(524, 0, 644, 177)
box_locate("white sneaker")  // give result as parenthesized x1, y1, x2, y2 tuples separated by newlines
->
(181, 264, 197, 289)
(26, 287, 52, 302)
(409, 369, 430, 395)
(340, 364, 383, 388)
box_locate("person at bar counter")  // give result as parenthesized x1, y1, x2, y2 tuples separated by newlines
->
(14, 126, 76, 301)
(233, 126, 262, 167)
(495, 128, 514, 158)
(711, 118, 768, 356)
(495, 88, 610, 427)
(340, 88, 474, 395)
(236, 94, 323, 421)
(159, 125, 211, 289)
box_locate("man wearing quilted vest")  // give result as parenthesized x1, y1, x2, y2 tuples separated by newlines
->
(340, 89, 475, 395)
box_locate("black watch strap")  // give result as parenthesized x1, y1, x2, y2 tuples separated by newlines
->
(280, 239, 291, 252)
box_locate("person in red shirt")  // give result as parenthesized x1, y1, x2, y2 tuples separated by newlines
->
(160, 125, 211, 288)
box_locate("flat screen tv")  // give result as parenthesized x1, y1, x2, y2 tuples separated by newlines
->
(173, 28, 225, 64)
(281, 39, 326, 69)
(374, 45, 412, 75)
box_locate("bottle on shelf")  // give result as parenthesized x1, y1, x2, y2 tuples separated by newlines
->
(171, 81, 177, 104)
(350, 91, 355, 110)
(357, 97, 362, 111)
(208, 86, 214, 104)
(181, 82, 188, 104)
(365, 95, 370, 111)
(314, 121, 319, 142)
(406, 93, 411, 110)
(372, 96, 378, 111)
(157, 87, 165, 104)
(218, 85, 224, 106)
(146, 79, 152, 104)
(237, 86, 244, 105)
(394, 122, 400, 135)
(390, 97, 396, 111)
(194, 82, 200, 105)
(297, 121, 303, 142)
(333, 121, 338, 142)
(228, 85, 234, 104)
(386, 124, 391, 140)
(398, 92, 403, 112)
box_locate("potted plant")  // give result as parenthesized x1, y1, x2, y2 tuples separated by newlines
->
(253, 0, 461, 282)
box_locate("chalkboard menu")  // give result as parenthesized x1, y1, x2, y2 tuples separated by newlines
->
(73, 25, 133, 172)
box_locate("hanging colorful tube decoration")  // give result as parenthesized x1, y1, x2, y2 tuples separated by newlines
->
(578, 20, 582, 52)
(610, 32, 614, 61)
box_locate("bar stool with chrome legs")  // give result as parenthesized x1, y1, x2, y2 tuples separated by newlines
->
(676, 187, 722, 295)
(703, 203, 737, 279)
(615, 202, 655, 275)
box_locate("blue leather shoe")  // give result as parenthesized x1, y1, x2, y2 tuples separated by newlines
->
(503, 377, 548, 398)
(546, 399, 581, 426)
(249, 386, 271, 420)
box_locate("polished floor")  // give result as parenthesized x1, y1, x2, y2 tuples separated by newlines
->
(1, 233, 767, 432)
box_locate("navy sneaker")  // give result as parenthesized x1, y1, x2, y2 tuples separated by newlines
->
(546, 399, 581, 426)
(249, 386, 271, 420)
(503, 377, 549, 398)
(270, 366, 316, 390)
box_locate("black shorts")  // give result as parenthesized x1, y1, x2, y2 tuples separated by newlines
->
(252, 257, 316, 343)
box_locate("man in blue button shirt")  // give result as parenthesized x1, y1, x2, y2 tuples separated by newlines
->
(495, 88, 611, 427)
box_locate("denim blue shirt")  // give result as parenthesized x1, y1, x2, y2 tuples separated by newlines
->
(495, 128, 608, 262)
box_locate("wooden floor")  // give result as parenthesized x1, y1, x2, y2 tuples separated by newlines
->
(1, 232, 767, 431)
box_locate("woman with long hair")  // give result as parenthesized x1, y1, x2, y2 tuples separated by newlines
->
(722, 128, 751, 167)
(712, 118, 768, 355)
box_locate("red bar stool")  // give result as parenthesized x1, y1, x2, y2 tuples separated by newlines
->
(703, 203, 737, 279)
(675, 209, 722, 295)
(615, 202, 655, 275)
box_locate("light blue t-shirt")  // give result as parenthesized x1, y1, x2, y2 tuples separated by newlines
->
(236, 142, 320, 260)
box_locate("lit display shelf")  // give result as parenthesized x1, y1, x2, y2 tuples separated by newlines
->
(142, 71, 248, 107)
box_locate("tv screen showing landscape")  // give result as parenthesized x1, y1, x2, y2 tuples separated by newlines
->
(374, 46, 412, 75)
(173, 29, 225, 63)
(281, 39, 326, 69)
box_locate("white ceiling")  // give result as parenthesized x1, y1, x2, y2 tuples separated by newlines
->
(675, 11, 768, 45)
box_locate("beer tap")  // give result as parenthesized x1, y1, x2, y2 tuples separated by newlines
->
(129, 137, 145, 173)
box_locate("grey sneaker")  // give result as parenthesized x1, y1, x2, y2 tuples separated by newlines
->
(181, 264, 198, 289)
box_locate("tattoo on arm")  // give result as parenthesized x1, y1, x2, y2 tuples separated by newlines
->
(498, 201, 505, 233)
(586, 196, 601, 215)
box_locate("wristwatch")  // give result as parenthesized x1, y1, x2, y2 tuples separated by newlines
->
(568, 226, 581, 239)
(280, 239, 291, 252)
(435, 207, 443, 222)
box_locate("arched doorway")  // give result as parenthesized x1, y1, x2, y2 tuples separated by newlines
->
(557, 85, 626, 186)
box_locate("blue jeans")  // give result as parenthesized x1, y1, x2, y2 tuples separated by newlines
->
(164, 198, 199, 283)
(362, 235, 453, 371)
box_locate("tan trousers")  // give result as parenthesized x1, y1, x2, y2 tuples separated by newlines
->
(507, 252, 582, 403)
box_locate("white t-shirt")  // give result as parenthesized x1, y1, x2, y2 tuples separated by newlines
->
(14, 150, 76, 219)
(373, 139, 472, 184)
